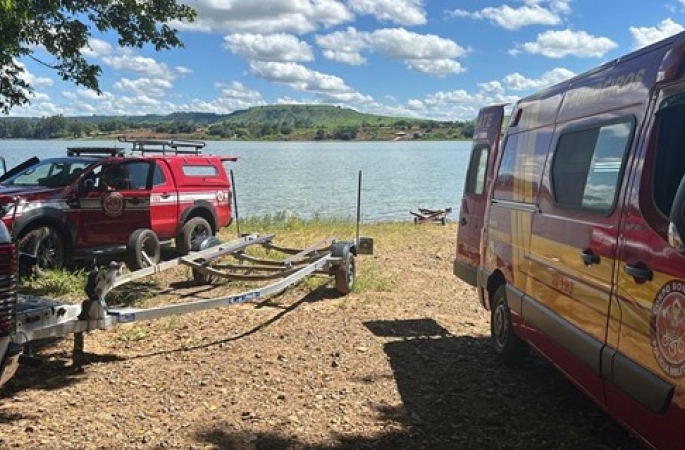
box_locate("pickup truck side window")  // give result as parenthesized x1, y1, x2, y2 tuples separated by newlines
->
(551, 119, 633, 214)
(465, 146, 489, 196)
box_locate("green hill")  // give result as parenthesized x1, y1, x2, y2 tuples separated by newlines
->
(0, 105, 475, 141)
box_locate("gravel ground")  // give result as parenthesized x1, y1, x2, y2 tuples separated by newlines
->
(0, 223, 643, 449)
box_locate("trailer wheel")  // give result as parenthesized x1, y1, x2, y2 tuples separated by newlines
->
(176, 217, 212, 256)
(126, 229, 161, 271)
(335, 251, 356, 295)
(491, 285, 528, 363)
(19, 226, 66, 276)
(191, 236, 222, 285)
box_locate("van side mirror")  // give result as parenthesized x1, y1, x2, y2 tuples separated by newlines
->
(668, 175, 685, 252)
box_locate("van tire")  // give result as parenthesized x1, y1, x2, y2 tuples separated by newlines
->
(176, 217, 212, 256)
(491, 285, 528, 363)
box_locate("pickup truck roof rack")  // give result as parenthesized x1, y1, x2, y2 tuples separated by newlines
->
(66, 147, 125, 157)
(119, 137, 205, 155)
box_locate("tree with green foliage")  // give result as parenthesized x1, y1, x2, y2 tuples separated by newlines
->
(0, 0, 196, 113)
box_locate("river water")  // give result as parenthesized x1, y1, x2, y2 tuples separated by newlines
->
(0, 139, 471, 223)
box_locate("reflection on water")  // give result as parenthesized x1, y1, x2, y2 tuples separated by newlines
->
(0, 140, 471, 223)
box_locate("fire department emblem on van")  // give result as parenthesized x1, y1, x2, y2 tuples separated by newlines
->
(102, 192, 125, 217)
(651, 280, 685, 377)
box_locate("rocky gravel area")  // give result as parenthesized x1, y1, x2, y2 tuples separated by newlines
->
(0, 224, 643, 449)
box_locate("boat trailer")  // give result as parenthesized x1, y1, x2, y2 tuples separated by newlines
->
(0, 230, 373, 386)
(410, 207, 452, 225)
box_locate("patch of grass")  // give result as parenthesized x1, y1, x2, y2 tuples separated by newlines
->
(18, 270, 87, 299)
(355, 265, 397, 293)
(113, 325, 149, 342)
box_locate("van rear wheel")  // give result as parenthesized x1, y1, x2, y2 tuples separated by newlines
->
(491, 285, 528, 363)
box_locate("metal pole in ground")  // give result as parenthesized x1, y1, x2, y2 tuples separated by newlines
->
(356, 170, 362, 246)
(230, 169, 241, 237)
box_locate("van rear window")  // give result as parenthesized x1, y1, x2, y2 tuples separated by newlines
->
(552, 120, 632, 213)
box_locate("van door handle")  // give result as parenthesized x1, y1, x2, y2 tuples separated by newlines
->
(580, 249, 600, 266)
(624, 264, 653, 282)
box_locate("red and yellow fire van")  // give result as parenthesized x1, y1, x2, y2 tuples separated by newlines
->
(455, 31, 685, 449)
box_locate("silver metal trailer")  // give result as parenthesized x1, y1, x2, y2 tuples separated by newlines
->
(11, 231, 370, 348)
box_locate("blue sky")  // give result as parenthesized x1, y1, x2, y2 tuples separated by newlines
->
(13, 0, 685, 121)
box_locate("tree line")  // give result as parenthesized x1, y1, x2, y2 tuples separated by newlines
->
(0, 114, 475, 141)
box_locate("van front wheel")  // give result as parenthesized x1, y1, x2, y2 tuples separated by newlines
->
(491, 285, 528, 363)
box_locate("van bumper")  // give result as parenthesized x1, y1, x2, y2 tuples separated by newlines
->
(453, 259, 478, 287)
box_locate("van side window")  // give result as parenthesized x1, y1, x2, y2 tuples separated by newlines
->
(653, 103, 685, 217)
(551, 120, 632, 213)
(465, 146, 489, 195)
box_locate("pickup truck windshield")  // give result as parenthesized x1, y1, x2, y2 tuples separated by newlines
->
(1, 159, 91, 188)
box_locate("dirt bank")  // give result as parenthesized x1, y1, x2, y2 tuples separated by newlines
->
(0, 223, 641, 449)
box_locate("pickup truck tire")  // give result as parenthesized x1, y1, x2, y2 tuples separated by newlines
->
(176, 217, 212, 256)
(126, 229, 161, 271)
(19, 226, 65, 275)
(491, 285, 528, 363)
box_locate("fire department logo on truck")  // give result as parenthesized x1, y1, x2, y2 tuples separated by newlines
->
(102, 192, 125, 217)
(651, 280, 685, 378)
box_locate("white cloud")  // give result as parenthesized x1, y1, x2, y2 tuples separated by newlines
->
(176, 66, 193, 76)
(224, 33, 314, 62)
(514, 29, 617, 58)
(102, 55, 177, 79)
(316, 27, 467, 75)
(448, 0, 571, 30)
(503, 67, 575, 91)
(248, 61, 373, 103)
(114, 78, 175, 97)
(630, 19, 684, 49)
(82, 38, 113, 58)
(175, 0, 353, 34)
(347, 0, 426, 25)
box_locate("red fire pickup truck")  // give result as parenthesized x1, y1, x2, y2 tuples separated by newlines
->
(0, 139, 237, 272)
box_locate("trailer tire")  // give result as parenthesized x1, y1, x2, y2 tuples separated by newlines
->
(176, 217, 212, 256)
(192, 236, 222, 285)
(126, 229, 161, 271)
(335, 251, 356, 295)
(491, 285, 528, 363)
(19, 226, 66, 276)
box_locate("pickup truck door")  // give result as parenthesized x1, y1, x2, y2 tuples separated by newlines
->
(455, 105, 505, 285)
(79, 160, 152, 246)
(150, 161, 179, 240)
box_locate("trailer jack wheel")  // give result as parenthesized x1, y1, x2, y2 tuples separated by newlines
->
(335, 252, 356, 295)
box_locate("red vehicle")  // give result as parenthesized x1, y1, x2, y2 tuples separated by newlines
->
(0, 139, 237, 272)
(455, 32, 685, 449)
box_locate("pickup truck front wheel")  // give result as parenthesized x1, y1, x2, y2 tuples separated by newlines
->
(176, 217, 212, 256)
(19, 226, 65, 275)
